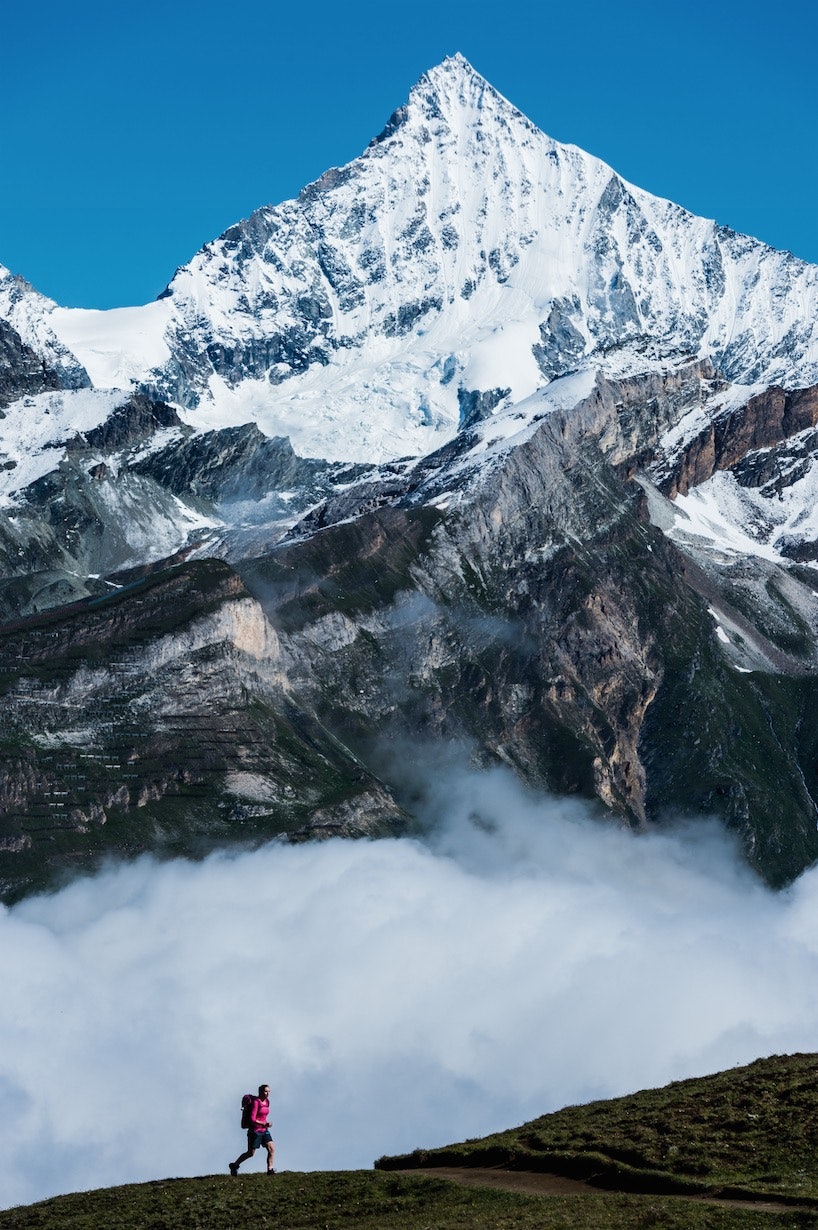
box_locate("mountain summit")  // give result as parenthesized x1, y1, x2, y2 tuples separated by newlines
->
(11, 53, 818, 465)
(3, 57, 818, 898)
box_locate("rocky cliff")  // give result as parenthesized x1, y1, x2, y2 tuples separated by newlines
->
(0, 557, 403, 901)
(237, 361, 818, 887)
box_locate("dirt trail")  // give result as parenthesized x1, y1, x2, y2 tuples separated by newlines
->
(400, 1167, 816, 1214)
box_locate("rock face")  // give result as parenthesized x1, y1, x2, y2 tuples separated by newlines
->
(3, 57, 818, 897)
(236, 362, 818, 888)
(661, 385, 818, 498)
(0, 320, 63, 409)
(0, 558, 404, 901)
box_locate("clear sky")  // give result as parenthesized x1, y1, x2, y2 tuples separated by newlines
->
(2, 0, 815, 309)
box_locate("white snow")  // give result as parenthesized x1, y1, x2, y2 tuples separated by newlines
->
(709, 611, 731, 645)
(176, 356, 463, 463)
(469, 368, 598, 455)
(460, 317, 545, 403)
(0, 389, 126, 505)
(669, 470, 793, 563)
(669, 475, 779, 560)
(50, 300, 173, 390)
(5, 57, 818, 477)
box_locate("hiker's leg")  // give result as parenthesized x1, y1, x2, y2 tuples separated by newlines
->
(233, 1146, 256, 1169)
(265, 1140, 275, 1173)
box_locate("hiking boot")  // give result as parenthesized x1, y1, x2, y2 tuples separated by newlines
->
(267, 1169, 276, 1176)
(229, 1163, 239, 1176)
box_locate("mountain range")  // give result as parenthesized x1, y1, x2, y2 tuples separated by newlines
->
(3, 54, 818, 899)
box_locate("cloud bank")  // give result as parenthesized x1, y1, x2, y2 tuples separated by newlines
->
(3, 761, 818, 1209)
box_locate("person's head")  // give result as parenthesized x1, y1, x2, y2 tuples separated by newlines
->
(258, 1084, 270, 1098)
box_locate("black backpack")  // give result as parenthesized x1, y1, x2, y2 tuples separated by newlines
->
(240, 1093, 254, 1129)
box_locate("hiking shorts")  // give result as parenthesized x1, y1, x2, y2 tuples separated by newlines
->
(248, 1129, 273, 1150)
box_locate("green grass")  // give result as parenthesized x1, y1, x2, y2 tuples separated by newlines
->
(379, 1053, 818, 1204)
(1, 1170, 815, 1230)
(7, 1057, 818, 1228)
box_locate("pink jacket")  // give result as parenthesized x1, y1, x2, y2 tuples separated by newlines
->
(250, 1096, 270, 1131)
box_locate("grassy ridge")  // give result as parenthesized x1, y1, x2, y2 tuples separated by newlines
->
(1, 1171, 816, 1230)
(378, 1053, 818, 1203)
(6, 1055, 818, 1228)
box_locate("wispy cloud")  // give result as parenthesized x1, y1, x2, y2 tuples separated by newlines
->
(2, 760, 818, 1209)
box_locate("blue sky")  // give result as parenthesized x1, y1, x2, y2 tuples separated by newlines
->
(2, 0, 815, 308)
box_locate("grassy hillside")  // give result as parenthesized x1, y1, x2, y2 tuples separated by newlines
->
(5, 1054, 818, 1229)
(379, 1053, 818, 1202)
(2, 1170, 817, 1230)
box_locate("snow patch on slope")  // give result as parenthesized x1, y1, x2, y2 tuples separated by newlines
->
(50, 301, 173, 390)
(0, 389, 126, 505)
(0, 266, 89, 387)
(668, 469, 818, 565)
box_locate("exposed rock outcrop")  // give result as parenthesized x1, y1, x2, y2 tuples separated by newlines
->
(0, 319, 62, 409)
(663, 385, 818, 498)
(0, 558, 404, 902)
(230, 365, 818, 887)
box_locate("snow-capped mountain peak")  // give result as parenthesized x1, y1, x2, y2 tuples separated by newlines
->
(380, 52, 537, 143)
(7, 53, 818, 467)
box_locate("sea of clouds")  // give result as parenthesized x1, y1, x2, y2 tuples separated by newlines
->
(4, 760, 818, 1209)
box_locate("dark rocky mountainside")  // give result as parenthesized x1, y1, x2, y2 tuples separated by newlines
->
(3, 360, 818, 897)
(0, 319, 62, 409)
(3, 57, 818, 899)
(238, 361, 818, 888)
(0, 557, 403, 901)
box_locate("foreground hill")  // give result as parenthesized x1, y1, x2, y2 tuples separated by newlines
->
(379, 1052, 818, 1203)
(2, 1169, 816, 1230)
(5, 1055, 818, 1229)
(8, 1169, 818, 1230)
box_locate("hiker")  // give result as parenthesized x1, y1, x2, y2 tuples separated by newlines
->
(229, 1084, 275, 1175)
